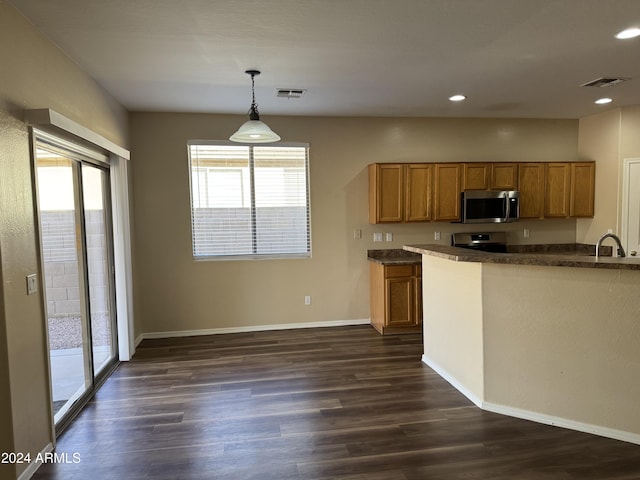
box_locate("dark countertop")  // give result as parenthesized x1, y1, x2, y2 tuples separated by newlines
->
(403, 243, 640, 271)
(367, 249, 422, 265)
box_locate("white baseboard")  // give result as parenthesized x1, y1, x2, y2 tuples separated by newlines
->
(422, 354, 640, 446)
(482, 401, 640, 446)
(18, 442, 54, 480)
(421, 354, 483, 408)
(140, 318, 371, 340)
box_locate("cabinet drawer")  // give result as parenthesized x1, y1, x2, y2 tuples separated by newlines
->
(384, 265, 414, 278)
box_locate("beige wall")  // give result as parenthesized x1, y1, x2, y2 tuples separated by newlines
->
(620, 106, 640, 160)
(0, 2, 128, 478)
(577, 109, 622, 242)
(577, 105, 640, 245)
(130, 113, 579, 335)
(420, 254, 640, 440)
(483, 262, 640, 438)
(422, 255, 484, 400)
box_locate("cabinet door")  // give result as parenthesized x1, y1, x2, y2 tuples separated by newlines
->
(405, 164, 432, 222)
(491, 163, 519, 190)
(369, 164, 403, 223)
(570, 162, 595, 217)
(412, 266, 422, 327)
(545, 163, 571, 218)
(386, 276, 414, 327)
(518, 163, 545, 219)
(462, 163, 490, 190)
(434, 163, 461, 221)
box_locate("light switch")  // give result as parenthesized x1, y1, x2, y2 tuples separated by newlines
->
(26, 274, 38, 295)
(373, 232, 383, 242)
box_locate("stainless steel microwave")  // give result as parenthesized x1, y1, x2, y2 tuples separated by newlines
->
(460, 190, 520, 223)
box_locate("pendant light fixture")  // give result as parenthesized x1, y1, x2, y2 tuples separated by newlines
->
(229, 69, 281, 143)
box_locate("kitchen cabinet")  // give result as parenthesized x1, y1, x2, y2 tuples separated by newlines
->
(570, 162, 596, 217)
(369, 163, 403, 223)
(433, 163, 462, 221)
(462, 162, 519, 191)
(519, 162, 595, 219)
(370, 263, 422, 335)
(368, 161, 593, 223)
(518, 163, 545, 219)
(405, 164, 433, 222)
(491, 163, 519, 190)
(368, 163, 432, 223)
(544, 163, 572, 218)
(544, 162, 595, 218)
(462, 163, 490, 190)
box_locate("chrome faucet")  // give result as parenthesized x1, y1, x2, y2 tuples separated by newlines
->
(595, 232, 626, 260)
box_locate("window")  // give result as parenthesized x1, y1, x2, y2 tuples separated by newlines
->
(188, 141, 311, 259)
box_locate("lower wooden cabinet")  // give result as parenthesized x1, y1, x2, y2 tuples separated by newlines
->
(370, 262, 422, 335)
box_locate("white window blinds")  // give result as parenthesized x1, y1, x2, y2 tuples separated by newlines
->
(188, 142, 311, 259)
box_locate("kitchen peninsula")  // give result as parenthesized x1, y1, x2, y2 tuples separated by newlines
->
(404, 243, 640, 445)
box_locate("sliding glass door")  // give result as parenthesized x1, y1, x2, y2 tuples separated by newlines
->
(34, 133, 118, 430)
(81, 164, 116, 376)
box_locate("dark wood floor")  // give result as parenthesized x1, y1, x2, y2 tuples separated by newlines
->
(33, 325, 640, 480)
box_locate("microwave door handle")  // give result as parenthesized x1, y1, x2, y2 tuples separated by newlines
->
(503, 192, 510, 222)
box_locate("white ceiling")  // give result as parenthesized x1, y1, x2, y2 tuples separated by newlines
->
(8, 0, 640, 119)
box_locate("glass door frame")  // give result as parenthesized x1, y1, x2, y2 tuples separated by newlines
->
(82, 162, 119, 378)
(32, 129, 120, 435)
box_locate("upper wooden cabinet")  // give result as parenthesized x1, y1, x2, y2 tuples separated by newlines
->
(491, 163, 519, 190)
(462, 162, 519, 190)
(570, 162, 596, 217)
(369, 163, 432, 223)
(368, 161, 594, 223)
(519, 162, 595, 219)
(543, 162, 595, 218)
(518, 163, 545, 219)
(369, 163, 403, 223)
(462, 163, 490, 190)
(545, 163, 572, 218)
(433, 163, 462, 221)
(405, 164, 433, 222)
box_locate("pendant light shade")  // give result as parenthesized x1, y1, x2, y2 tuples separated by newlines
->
(230, 70, 281, 143)
(229, 119, 281, 143)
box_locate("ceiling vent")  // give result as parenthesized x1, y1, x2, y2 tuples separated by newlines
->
(276, 88, 306, 99)
(580, 77, 630, 88)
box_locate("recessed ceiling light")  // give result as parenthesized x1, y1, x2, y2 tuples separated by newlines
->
(615, 27, 640, 39)
(449, 94, 466, 102)
(595, 97, 613, 105)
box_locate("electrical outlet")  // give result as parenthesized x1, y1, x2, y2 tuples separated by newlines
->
(385, 232, 393, 242)
(373, 232, 383, 242)
(434, 231, 441, 241)
(353, 229, 362, 240)
(304, 295, 311, 306)
(523, 228, 530, 239)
